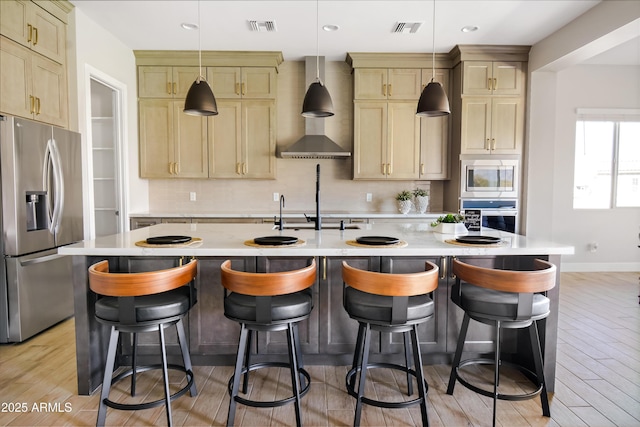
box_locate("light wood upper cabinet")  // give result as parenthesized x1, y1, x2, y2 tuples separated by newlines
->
(0, 0, 65, 64)
(420, 68, 450, 179)
(354, 68, 422, 100)
(0, 36, 67, 127)
(462, 61, 523, 96)
(208, 100, 276, 179)
(138, 66, 200, 98)
(208, 67, 276, 99)
(138, 99, 208, 178)
(461, 96, 523, 154)
(353, 101, 420, 180)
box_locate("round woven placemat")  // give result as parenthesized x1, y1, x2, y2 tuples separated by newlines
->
(244, 239, 306, 248)
(444, 239, 504, 248)
(135, 237, 203, 248)
(345, 240, 408, 248)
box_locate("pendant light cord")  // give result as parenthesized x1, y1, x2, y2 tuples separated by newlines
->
(198, 0, 203, 82)
(316, 0, 320, 83)
(431, 0, 436, 82)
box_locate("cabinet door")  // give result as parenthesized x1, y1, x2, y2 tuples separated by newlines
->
(242, 100, 276, 178)
(208, 67, 241, 98)
(387, 68, 422, 100)
(172, 67, 200, 98)
(172, 101, 208, 177)
(492, 62, 523, 95)
(139, 99, 173, 177)
(462, 61, 492, 95)
(387, 102, 420, 179)
(319, 256, 380, 355)
(29, 4, 65, 64)
(209, 101, 242, 178)
(354, 68, 387, 99)
(0, 36, 32, 119)
(420, 69, 450, 179)
(460, 97, 491, 154)
(353, 101, 387, 179)
(31, 53, 67, 127)
(0, 0, 30, 47)
(490, 97, 523, 153)
(138, 66, 173, 98)
(242, 67, 276, 99)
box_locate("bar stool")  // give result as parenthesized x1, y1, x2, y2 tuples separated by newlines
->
(446, 258, 556, 427)
(221, 259, 317, 427)
(342, 261, 439, 427)
(88, 258, 198, 427)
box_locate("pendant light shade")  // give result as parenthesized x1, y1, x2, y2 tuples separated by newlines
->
(184, 1, 218, 116)
(184, 77, 218, 116)
(416, 0, 450, 117)
(302, 80, 334, 118)
(417, 79, 450, 117)
(301, 0, 334, 118)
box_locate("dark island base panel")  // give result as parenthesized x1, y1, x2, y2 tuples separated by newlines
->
(72, 254, 560, 396)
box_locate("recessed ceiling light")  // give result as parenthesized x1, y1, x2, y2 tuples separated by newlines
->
(461, 25, 478, 33)
(181, 22, 198, 30)
(323, 24, 339, 32)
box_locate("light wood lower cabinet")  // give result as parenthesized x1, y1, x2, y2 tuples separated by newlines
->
(208, 100, 276, 179)
(138, 99, 208, 178)
(0, 35, 67, 127)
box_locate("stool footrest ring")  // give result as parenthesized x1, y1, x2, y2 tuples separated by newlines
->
(454, 358, 543, 401)
(346, 362, 428, 409)
(104, 364, 195, 411)
(227, 361, 311, 408)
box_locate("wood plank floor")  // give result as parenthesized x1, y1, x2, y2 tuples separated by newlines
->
(0, 272, 638, 426)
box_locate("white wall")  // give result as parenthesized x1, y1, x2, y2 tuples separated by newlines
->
(71, 8, 148, 237)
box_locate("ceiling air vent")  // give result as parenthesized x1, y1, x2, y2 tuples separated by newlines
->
(249, 20, 277, 32)
(392, 22, 423, 34)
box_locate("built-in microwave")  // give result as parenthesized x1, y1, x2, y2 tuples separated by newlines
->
(460, 159, 519, 198)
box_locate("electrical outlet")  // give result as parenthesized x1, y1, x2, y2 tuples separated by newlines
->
(366, 193, 372, 202)
(189, 192, 196, 202)
(273, 192, 279, 202)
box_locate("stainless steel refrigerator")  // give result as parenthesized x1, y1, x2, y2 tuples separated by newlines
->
(0, 115, 84, 343)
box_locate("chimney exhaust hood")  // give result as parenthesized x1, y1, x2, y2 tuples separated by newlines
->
(280, 57, 351, 159)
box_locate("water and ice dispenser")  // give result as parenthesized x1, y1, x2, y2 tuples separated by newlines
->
(25, 191, 47, 231)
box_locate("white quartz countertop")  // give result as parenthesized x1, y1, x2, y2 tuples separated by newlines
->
(59, 223, 574, 257)
(129, 212, 443, 220)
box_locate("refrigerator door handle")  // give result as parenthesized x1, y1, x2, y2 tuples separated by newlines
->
(44, 139, 65, 235)
(19, 253, 67, 266)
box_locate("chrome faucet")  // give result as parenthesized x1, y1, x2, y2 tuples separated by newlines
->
(275, 194, 285, 230)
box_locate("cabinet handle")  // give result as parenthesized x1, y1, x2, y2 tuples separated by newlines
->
(242, 162, 247, 174)
(29, 95, 35, 114)
(176, 162, 180, 174)
(387, 163, 392, 175)
(382, 84, 386, 96)
(241, 82, 246, 95)
(167, 82, 172, 95)
(236, 163, 241, 174)
(493, 78, 497, 91)
(27, 24, 32, 43)
(235, 83, 240, 95)
(381, 163, 386, 175)
(36, 97, 41, 115)
(485, 139, 490, 150)
(173, 82, 177, 94)
(440, 257, 446, 280)
(420, 163, 425, 175)
(388, 84, 392, 96)
(168, 163, 173, 174)
(33, 27, 38, 45)
(322, 256, 327, 280)
(491, 138, 496, 150)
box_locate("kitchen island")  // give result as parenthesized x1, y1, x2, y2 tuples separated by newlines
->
(60, 222, 573, 395)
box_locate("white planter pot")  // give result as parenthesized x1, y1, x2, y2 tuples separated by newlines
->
(397, 200, 413, 214)
(431, 222, 468, 235)
(414, 196, 429, 214)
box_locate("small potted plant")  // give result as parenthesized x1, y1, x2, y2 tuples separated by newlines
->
(413, 188, 429, 214)
(395, 190, 413, 214)
(430, 213, 468, 235)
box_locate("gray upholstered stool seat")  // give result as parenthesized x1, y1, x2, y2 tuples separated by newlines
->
(95, 286, 193, 323)
(224, 289, 312, 324)
(344, 287, 434, 325)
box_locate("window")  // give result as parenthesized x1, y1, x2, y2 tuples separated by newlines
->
(573, 110, 640, 209)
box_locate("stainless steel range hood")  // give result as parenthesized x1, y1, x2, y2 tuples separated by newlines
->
(280, 57, 351, 159)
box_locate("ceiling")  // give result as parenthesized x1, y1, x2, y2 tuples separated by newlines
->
(70, 0, 638, 65)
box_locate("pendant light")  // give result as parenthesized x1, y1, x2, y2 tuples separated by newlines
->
(416, 0, 450, 117)
(301, 0, 334, 118)
(184, 0, 218, 116)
